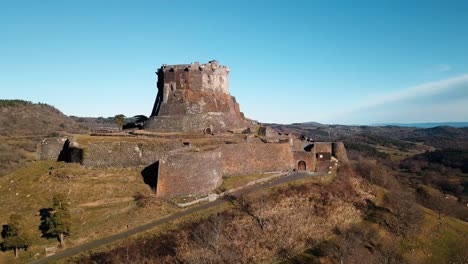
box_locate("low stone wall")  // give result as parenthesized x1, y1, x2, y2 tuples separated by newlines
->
(82, 141, 182, 167)
(220, 143, 294, 176)
(37, 137, 182, 168)
(157, 150, 223, 197)
(176, 172, 288, 207)
(83, 142, 149, 167)
(36, 137, 68, 161)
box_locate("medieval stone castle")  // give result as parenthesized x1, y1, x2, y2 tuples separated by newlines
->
(37, 61, 348, 198)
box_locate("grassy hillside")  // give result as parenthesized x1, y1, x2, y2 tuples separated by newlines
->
(0, 100, 87, 136)
(0, 100, 89, 177)
(0, 161, 180, 263)
(295, 200, 468, 264)
(401, 207, 468, 263)
(68, 165, 372, 263)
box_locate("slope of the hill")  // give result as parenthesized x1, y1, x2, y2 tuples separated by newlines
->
(0, 100, 88, 136)
(0, 161, 177, 263)
(0, 100, 89, 176)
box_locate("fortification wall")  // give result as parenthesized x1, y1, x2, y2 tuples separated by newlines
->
(146, 112, 249, 133)
(293, 151, 316, 172)
(36, 137, 68, 161)
(146, 61, 247, 133)
(157, 150, 223, 197)
(81, 141, 180, 167)
(220, 143, 294, 176)
(332, 142, 349, 162)
(315, 142, 332, 153)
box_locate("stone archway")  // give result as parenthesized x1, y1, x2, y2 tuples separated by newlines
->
(298, 160, 307, 171)
(204, 127, 212, 135)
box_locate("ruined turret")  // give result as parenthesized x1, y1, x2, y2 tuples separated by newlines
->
(145, 60, 249, 133)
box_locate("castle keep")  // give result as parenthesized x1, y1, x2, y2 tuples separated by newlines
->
(145, 60, 249, 133)
(37, 61, 348, 198)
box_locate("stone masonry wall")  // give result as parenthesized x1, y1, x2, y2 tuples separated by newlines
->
(332, 142, 349, 162)
(146, 61, 247, 133)
(293, 151, 316, 172)
(146, 112, 249, 133)
(157, 150, 223, 197)
(220, 143, 294, 176)
(314, 142, 332, 153)
(36, 137, 68, 161)
(82, 141, 180, 167)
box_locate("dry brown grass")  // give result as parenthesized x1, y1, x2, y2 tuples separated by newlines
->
(0, 161, 181, 263)
(73, 168, 372, 264)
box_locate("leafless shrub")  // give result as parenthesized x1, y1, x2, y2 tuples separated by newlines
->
(134, 192, 155, 208)
(354, 160, 399, 190)
(383, 190, 423, 236)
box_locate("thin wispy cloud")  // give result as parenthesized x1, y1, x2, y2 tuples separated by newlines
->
(438, 64, 452, 72)
(358, 74, 468, 110)
(325, 74, 468, 124)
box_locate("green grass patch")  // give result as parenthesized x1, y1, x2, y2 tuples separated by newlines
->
(401, 207, 468, 264)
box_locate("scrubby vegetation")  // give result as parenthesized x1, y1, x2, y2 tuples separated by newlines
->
(0, 111, 467, 263)
(0, 161, 179, 262)
(74, 165, 371, 263)
(344, 142, 390, 159)
(0, 100, 89, 177)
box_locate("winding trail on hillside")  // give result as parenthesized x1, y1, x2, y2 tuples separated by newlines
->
(29, 171, 324, 264)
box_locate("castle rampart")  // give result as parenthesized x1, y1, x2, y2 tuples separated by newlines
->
(36, 61, 349, 198)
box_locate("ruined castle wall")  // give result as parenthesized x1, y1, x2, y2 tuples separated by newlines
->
(220, 143, 294, 176)
(81, 141, 180, 167)
(146, 61, 247, 133)
(314, 142, 332, 153)
(157, 150, 223, 198)
(293, 151, 316, 172)
(332, 142, 349, 162)
(146, 113, 249, 133)
(36, 137, 68, 161)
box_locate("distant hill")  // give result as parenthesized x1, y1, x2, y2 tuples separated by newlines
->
(371, 122, 468, 128)
(70, 116, 119, 132)
(268, 121, 468, 150)
(0, 100, 89, 176)
(0, 100, 88, 136)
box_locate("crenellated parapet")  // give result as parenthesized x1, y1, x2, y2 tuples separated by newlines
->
(157, 60, 231, 96)
(146, 60, 248, 133)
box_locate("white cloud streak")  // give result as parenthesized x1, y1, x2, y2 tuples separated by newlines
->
(358, 74, 468, 110)
(324, 74, 468, 124)
(438, 64, 452, 72)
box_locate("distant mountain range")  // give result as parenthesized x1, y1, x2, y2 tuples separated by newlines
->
(370, 122, 468, 128)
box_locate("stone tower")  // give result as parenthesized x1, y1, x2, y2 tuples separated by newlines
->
(145, 60, 249, 133)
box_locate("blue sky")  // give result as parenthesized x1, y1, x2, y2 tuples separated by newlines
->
(1, 1, 467, 125)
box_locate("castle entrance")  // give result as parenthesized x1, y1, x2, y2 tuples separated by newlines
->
(204, 127, 212, 135)
(298, 160, 307, 171)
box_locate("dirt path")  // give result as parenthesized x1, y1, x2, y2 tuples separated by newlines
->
(29, 171, 322, 264)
